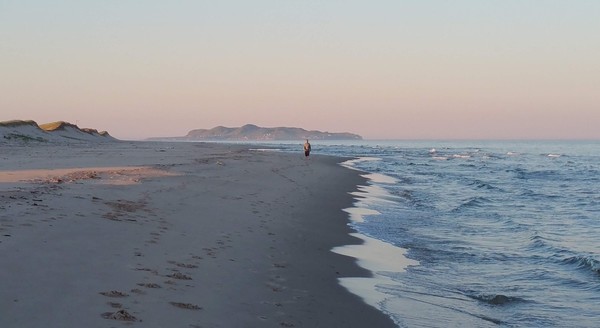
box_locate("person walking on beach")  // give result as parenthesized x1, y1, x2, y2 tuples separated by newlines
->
(304, 139, 311, 159)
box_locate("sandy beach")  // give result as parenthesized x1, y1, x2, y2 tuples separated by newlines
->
(0, 141, 396, 328)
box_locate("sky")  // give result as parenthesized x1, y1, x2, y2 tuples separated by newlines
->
(1, 1, 599, 140)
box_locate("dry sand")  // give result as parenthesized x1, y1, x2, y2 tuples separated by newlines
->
(0, 141, 396, 327)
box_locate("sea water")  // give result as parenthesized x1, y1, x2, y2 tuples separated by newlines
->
(272, 140, 600, 327)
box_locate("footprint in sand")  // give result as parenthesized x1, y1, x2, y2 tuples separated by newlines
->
(168, 260, 199, 269)
(137, 282, 162, 288)
(101, 309, 138, 322)
(167, 272, 193, 280)
(267, 283, 284, 292)
(202, 247, 218, 258)
(99, 290, 129, 298)
(169, 302, 202, 310)
(130, 288, 146, 295)
(134, 267, 158, 275)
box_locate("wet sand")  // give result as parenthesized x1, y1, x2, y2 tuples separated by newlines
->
(0, 141, 396, 327)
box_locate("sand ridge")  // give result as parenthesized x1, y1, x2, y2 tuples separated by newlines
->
(0, 166, 177, 185)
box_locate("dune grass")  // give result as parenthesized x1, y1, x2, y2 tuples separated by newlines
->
(0, 120, 39, 128)
(3, 133, 47, 142)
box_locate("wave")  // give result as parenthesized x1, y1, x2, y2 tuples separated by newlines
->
(563, 256, 600, 275)
(527, 236, 600, 277)
(520, 188, 554, 199)
(528, 234, 552, 249)
(451, 196, 491, 212)
(402, 242, 499, 265)
(527, 234, 579, 263)
(468, 293, 528, 306)
(510, 168, 561, 181)
(468, 180, 502, 191)
(320, 140, 600, 327)
(380, 284, 507, 325)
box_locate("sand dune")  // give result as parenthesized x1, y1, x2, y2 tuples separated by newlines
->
(0, 120, 116, 144)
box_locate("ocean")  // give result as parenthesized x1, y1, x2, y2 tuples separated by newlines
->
(270, 140, 600, 327)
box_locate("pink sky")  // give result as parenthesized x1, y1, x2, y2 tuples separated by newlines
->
(1, 1, 599, 140)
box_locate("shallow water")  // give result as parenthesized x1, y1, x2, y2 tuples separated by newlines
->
(272, 140, 600, 327)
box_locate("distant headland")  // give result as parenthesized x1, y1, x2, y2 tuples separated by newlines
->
(0, 120, 116, 143)
(151, 124, 363, 141)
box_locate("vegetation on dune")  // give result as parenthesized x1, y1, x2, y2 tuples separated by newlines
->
(0, 120, 39, 127)
(3, 133, 47, 142)
(81, 127, 100, 135)
(81, 128, 112, 138)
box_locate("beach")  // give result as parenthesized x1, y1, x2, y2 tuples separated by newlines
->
(0, 141, 396, 328)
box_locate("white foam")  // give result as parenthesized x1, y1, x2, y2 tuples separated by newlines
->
(332, 233, 418, 311)
(341, 157, 381, 171)
(361, 173, 397, 184)
(452, 154, 471, 159)
(335, 161, 419, 320)
(249, 148, 281, 152)
(342, 158, 401, 208)
(343, 207, 380, 223)
(351, 184, 400, 205)
(334, 233, 415, 273)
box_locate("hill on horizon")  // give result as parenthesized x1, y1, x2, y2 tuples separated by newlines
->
(152, 124, 362, 141)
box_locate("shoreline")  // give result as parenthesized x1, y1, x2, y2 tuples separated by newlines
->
(335, 158, 419, 326)
(0, 141, 396, 327)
